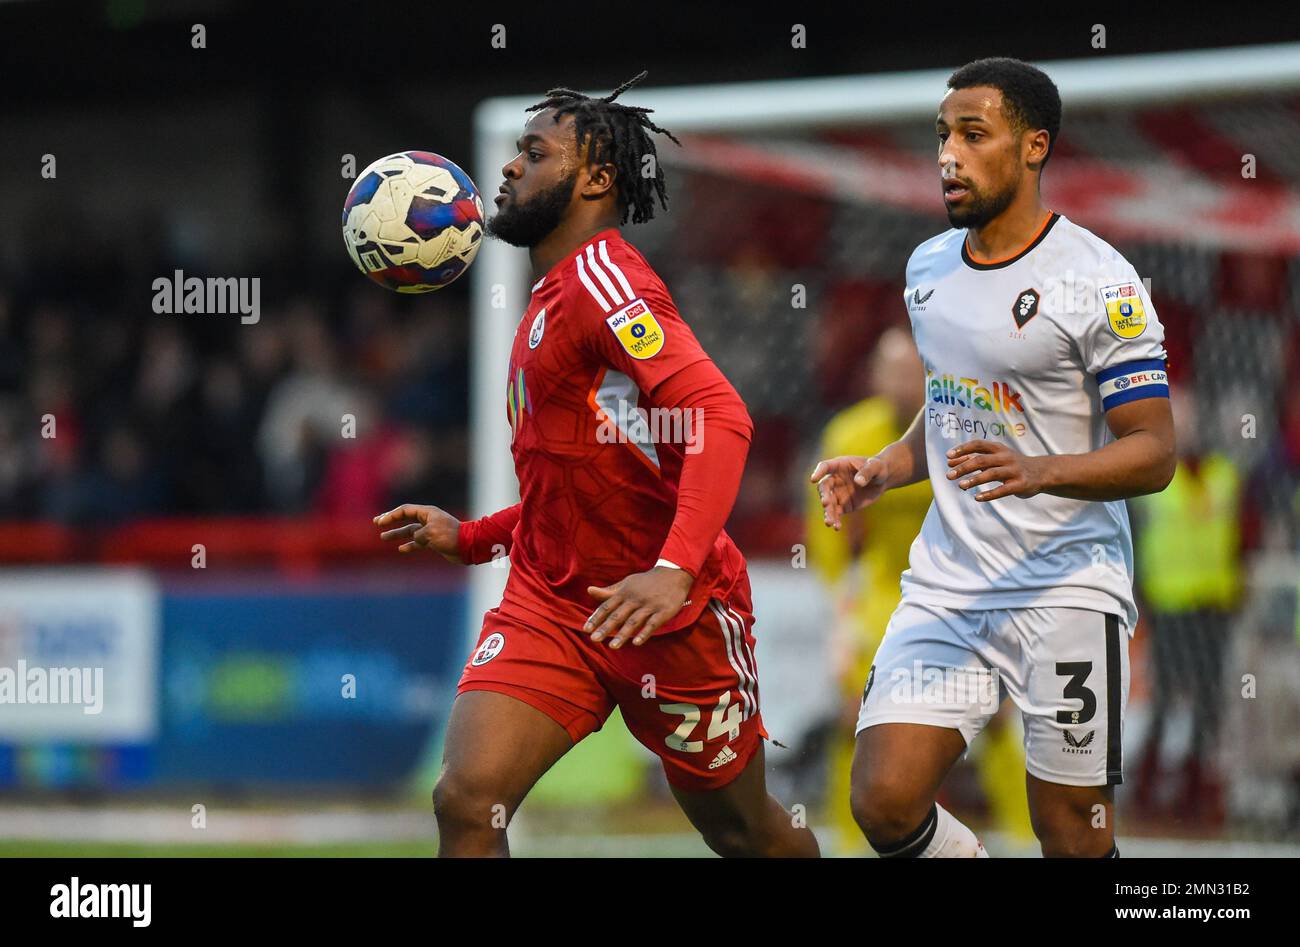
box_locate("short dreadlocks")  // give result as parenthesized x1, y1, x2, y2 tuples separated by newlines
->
(525, 71, 681, 225)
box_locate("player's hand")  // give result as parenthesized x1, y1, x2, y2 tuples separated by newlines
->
(810, 455, 890, 530)
(584, 566, 696, 649)
(373, 503, 463, 563)
(946, 439, 1051, 501)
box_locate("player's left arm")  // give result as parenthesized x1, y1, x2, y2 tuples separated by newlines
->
(572, 269, 752, 647)
(585, 360, 752, 646)
(945, 396, 1174, 502)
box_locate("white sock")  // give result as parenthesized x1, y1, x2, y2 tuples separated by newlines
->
(875, 803, 988, 858)
(919, 803, 988, 857)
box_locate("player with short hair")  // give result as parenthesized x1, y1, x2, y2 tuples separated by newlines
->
(376, 72, 818, 858)
(813, 57, 1175, 857)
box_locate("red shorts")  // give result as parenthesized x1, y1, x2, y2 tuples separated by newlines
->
(457, 581, 766, 792)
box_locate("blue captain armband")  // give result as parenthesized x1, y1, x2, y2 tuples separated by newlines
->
(1096, 359, 1169, 410)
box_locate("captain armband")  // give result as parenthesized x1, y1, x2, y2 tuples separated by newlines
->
(1096, 359, 1169, 411)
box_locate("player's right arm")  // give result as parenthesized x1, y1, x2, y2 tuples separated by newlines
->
(810, 406, 928, 530)
(373, 503, 521, 565)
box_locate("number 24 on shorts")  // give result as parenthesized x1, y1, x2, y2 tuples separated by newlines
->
(660, 692, 743, 752)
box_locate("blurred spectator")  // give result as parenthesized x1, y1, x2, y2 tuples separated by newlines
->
(258, 304, 376, 511)
(1132, 385, 1244, 824)
(81, 424, 168, 522)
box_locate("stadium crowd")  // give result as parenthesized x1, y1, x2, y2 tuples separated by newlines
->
(0, 278, 471, 525)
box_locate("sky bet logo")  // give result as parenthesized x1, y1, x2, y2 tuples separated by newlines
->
(927, 371, 1026, 413)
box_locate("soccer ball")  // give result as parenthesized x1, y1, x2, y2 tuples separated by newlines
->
(342, 151, 484, 293)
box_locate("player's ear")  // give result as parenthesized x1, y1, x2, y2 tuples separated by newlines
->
(1025, 129, 1051, 171)
(582, 161, 617, 200)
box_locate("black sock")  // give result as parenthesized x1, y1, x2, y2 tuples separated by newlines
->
(872, 803, 938, 858)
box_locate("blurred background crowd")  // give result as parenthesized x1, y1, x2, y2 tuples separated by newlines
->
(0, 281, 470, 524)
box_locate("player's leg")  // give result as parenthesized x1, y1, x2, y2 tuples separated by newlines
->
(606, 589, 816, 856)
(669, 742, 819, 857)
(436, 611, 614, 856)
(433, 690, 575, 856)
(1025, 775, 1116, 857)
(1014, 608, 1128, 857)
(849, 601, 998, 856)
(850, 722, 969, 852)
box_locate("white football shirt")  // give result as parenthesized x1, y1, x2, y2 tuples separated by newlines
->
(899, 212, 1169, 633)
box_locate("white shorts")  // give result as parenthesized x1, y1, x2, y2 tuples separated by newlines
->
(855, 598, 1129, 787)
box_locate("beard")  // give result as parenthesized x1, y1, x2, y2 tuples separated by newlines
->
(486, 170, 577, 248)
(945, 174, 1018, 230)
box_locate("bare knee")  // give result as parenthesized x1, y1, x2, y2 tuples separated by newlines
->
(432, 770, 511, 837)
(696, 803, 798, 858)
(850, 773, 934, 847)
(701, 824, 763, 858)
(849, 724, 964, 849)
(1037, 828, 1111, 857)
(1033, 811, 1112, 857)
(1028, 782, 1113, 857)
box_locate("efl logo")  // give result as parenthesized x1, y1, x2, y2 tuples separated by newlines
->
(1114, 370, 1166, 391)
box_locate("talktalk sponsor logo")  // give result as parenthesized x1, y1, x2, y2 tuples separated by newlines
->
(927, 371, 1026, 413)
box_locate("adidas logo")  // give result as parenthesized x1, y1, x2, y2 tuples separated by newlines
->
(708, 746, 738, 770)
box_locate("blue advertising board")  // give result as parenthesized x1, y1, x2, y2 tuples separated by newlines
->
(0, 570, 469, 790)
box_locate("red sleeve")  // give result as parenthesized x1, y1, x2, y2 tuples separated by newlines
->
(570, 253, 710, 393)
(569, 242, 752, 576)
(648, 360, 754, 577)
(456, 504, 521, 565)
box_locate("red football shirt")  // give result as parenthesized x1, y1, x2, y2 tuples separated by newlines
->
(460, 227, 752, 636)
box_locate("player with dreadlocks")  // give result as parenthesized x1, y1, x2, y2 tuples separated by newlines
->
(374, 72, 819, 857)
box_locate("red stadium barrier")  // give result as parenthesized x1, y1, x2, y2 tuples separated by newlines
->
(0, 511, 812, 570)
(0, 517, 454, 573)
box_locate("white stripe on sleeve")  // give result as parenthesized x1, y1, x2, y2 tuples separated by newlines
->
(575, 254, 612, 312)
(584, 244, 624, 306)
(599, 240, 636, 300)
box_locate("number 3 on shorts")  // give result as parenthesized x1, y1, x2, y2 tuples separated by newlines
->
(1056, 661, 1097, 725)
(660, 693, 743, 752)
